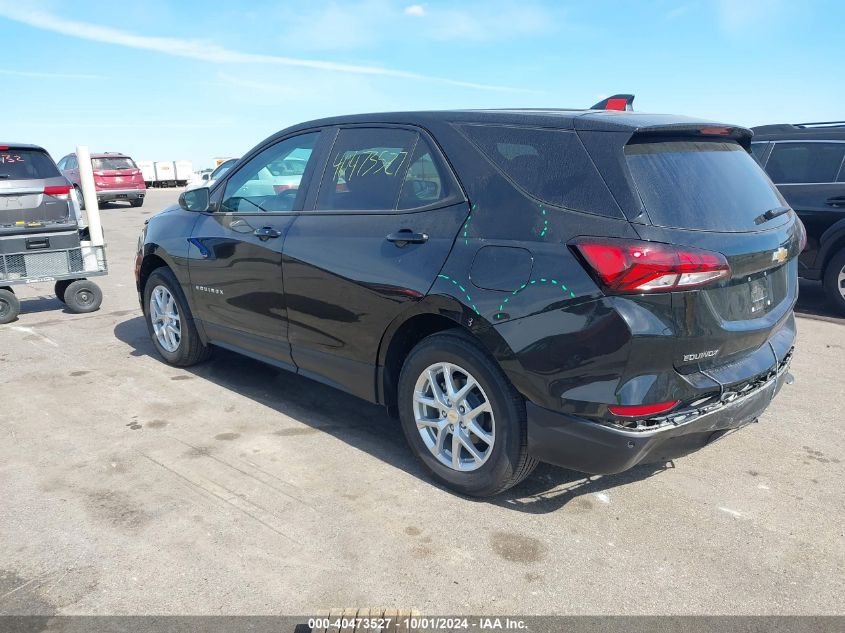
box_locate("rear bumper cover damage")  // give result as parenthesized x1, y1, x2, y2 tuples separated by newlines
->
(526, 353, 793, 475)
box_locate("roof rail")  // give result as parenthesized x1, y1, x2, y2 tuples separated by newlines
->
(795, 121, 845, 128)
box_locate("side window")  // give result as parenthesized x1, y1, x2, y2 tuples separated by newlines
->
(750, 142, 769, 166)
(765, 142, 845, 184)
(459, 124, 622, 217)
(57, 157, 66, 170)
(397, 138, 453, 210)
(221, 132, 318, 213)
(68, 156, 78, 169)
(317, 128, 418, 211)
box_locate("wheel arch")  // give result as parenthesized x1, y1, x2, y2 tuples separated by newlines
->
(376, 294, 520, 417)
(819, 219, 845, 275)
(138, 244, 186, 300)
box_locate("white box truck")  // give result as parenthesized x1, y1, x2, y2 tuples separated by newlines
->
(153, 161, 176, 188)
(137, 160, 156, 187)
(174, 160, 193, 187)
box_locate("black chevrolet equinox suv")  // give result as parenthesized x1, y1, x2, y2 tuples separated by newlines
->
(136, 105, 800, 496)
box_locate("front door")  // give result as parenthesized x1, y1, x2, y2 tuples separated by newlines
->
(283, 126, 469, 400)
(188, 131, 322, 367)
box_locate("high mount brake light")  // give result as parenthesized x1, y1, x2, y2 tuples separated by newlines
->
(572, 238, 730, 293)
(43, 184, 72, 199)
(608, 401, 680, 417)
(698, 126, 732, 136)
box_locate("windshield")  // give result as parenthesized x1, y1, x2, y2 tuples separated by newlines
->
(0, 149, 61, 180)
(625, 140, 788, 232)
(92, 157, 136, 170)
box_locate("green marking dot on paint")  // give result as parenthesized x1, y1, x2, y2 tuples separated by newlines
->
(462, 204, 477, 245)
(437, 273, 479, 316)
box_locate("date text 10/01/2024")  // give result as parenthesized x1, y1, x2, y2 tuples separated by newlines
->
(307, 617, 528, 630)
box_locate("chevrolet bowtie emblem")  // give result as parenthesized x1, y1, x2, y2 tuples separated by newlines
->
(772, 247, 788, 264)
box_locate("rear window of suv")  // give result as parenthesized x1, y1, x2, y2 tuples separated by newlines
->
(0, 149, 61, 180)
(92, 157, 136, 170)
(458, 124, 623, 217)
(624, 139, 787, 232)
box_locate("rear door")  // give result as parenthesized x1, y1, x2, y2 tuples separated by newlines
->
(187, 131, 323, 368)
(760, 141, 845, 273)
(283, 125, 468, 400)
(618, 136, 801, 369)
(0, 147, 72, 232)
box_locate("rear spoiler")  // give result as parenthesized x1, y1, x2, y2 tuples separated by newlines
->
(591, 94, 635, 111)
(628, 124, 753, 150)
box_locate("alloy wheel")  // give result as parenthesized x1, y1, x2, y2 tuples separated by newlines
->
(838, 264, 845, 300)
(150, 285, 181, 352)
(413, 362, 495, 472)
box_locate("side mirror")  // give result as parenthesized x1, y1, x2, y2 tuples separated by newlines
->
(202, 173, 210, 181)
(179, 187, 211, 212)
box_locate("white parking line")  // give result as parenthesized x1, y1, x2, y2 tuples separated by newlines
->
(9, 325, 59, 347)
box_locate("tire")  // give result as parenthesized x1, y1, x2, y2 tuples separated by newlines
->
(63, 279, 103, 313)
(143, 267, 211, 366)
(397, 330, 538, 497)
(0, 288, 20, 324)
(54, 279, 74, 303)
(74, 186, 85, 211)
(822, 248, 845, 315)
(130, 198, 144, 208)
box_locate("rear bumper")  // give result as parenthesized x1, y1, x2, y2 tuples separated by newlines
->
(97, 188, 145, 201)
(526, 357, 792, 475)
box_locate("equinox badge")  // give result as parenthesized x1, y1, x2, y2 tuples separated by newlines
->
(683, 350, 719, 362)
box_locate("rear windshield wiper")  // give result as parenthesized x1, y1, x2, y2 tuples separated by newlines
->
(755, 206, 791, 225)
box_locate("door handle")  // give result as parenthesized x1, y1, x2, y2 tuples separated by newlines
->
(825, 196, 845, 207)
(254, 226, 282, 240)
(386, 229, 429, 247)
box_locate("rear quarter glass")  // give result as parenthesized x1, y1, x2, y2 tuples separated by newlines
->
(0, 149, 62, 180)
(457, 124, 624, 218)
(624, 139, 788, 232)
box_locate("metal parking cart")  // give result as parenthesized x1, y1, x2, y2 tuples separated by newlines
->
(0, 143, 106, 324)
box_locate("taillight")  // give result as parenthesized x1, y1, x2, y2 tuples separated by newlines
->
(608, 401, 680, 417)
(43, 184, 72, 199)
(571, 238, 730, 293)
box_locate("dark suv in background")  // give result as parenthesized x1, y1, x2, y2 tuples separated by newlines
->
(136, 107, 799, 496)
(751, 121, 845, 313)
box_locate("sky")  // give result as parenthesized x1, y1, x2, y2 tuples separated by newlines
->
(1, 0, 842, 170)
